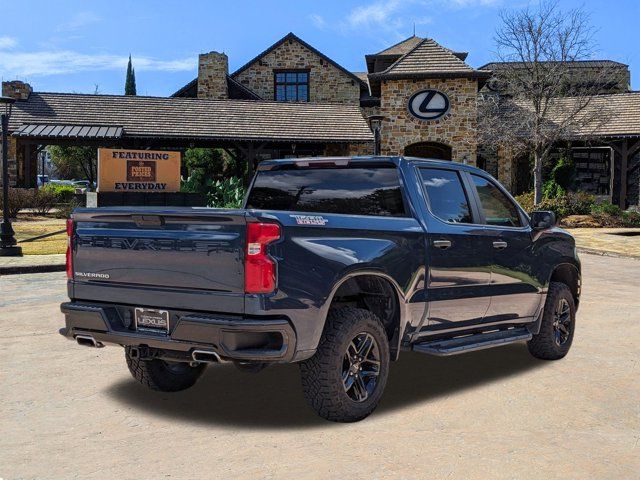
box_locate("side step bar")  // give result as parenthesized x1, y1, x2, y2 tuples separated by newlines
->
(412, 328, 532, 356)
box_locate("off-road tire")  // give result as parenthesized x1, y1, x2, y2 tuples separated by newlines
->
(300, 307, 390, 422)
(125, 347, 206, 392)
(528, 282, 576, 360)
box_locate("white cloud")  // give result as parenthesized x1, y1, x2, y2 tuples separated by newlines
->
(0, 50, 195, 77)
(309, 13, 326, 29)
(56, 11, 101, 32)
(346, 0, 404, 29)
(0, 36, 18, 49)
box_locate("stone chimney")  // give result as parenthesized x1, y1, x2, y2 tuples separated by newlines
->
(197, 52, 228, 100)
(2, 80, 32, 100)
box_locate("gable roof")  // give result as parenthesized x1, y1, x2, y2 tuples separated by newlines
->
(231, 32, 367, 87)
(8, 92, 374, 143)
(171, 76, 262, 100)
(370, 38, 489, 79)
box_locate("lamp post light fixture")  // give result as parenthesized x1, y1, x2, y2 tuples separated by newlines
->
(368, 115, 385, 156)
(0, 95, 22, 257)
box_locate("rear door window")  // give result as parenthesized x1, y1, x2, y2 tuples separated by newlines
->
(419, 168, 473, 224)
(246, 166, 407, 217)
(471, 174, 523, 227)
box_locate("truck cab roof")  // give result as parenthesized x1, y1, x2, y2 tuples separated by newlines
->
(257, 156, 488, 176)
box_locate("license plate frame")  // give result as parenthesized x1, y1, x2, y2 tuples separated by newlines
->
(134, 308, 170, 333)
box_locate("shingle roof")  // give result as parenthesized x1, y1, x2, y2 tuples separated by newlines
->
(562, 92, 640, 137)
(371, 36, 424, 56)
(501, 92, 640, 138)
(370, 38, 490, 79)
(8, 92, 374, 143)
(479, 60, 628, 71)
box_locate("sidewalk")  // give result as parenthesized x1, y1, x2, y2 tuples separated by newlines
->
(565, 228, 640, 259)
(0, 254, 65, 275)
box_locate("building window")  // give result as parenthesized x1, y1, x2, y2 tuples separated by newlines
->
(275, 71, 309, 102)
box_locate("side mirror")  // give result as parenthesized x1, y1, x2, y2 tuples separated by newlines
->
(530, 210, 556, 230)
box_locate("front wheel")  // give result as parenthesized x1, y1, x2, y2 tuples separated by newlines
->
(528, 282, 576, 360)
(125, 347, 206, 392)
(299, 307, 390, 422)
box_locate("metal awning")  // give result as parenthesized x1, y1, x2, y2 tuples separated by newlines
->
(13, 124, 124, 139)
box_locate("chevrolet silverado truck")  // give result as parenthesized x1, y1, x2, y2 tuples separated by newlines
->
(60, 156, 580, 422)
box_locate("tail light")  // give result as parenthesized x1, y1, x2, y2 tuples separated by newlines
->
(245, 222, 281, 294)
(66, 218, 74, 279)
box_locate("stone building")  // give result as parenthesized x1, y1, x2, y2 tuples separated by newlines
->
(2, 32, 639, 206)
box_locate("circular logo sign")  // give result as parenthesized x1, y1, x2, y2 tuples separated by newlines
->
(408, 90, 450, 121)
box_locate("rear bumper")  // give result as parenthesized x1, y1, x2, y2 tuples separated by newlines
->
(59, 302, 297, 363)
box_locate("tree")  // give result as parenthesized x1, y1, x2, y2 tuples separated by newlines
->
(479, 0, 613, 204)
(125, 54, 137, 96)
(49, 146, 97, 185)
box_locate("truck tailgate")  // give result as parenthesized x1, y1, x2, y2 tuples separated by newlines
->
(70, 208, 246, 312)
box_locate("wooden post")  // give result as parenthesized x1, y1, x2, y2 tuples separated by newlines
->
(620, 140, 628, 209)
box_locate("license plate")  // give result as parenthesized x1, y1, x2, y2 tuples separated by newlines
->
(134, 308, 169, 333)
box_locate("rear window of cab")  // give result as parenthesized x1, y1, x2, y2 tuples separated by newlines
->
(246, 166, 407, 217)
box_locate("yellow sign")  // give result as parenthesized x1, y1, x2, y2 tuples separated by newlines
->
(97, 148, 181, 192)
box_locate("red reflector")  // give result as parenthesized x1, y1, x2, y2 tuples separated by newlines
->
(66, 218, 74, 279)
(245, 222, 280, 294)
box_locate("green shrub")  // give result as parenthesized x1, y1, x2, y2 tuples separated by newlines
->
(591, 202, 622, 216)
(42, 184, 76, 203)
(514, 191, 534, 213)
(551, 156, 575, 190)
(515, 191, 595, 219)
(207, 176, 245, 208)
(0, 188, 34, 218)
(54, 199, 82, 219)
(542, 180, 566, 199)
(622, 210, 640, 227)
(32, 188, 58, 215)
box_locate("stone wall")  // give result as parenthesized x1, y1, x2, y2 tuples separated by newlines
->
(197, 52, 228, 100)
(233, 38, 361, 104)
(379, 77, 479, 165)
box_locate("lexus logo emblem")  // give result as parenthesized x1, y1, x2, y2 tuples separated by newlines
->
(408, 89, 450, 120)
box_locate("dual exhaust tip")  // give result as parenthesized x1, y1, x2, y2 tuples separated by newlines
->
(75, 335, 104, 348)
(74, 335, 221, 364)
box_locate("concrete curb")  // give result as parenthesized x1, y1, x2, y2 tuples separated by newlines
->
(0, 263, 66, 276)
(576, 247, 640, 261)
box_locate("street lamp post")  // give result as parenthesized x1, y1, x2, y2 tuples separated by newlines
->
(0, 95, 22, 257)
(368, 115, 385, 156)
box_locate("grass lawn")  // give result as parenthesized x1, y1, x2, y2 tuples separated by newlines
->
(13, 216, 67, 255)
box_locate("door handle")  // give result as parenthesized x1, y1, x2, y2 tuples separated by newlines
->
(493, 241, 508, 250)
(433, 240, 452, 249)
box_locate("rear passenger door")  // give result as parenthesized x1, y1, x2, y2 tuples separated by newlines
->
(467, 174, 541, 321)
(416, 167, 493, 335)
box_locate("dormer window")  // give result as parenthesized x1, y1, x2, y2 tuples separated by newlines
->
(275, 70, 309, 102)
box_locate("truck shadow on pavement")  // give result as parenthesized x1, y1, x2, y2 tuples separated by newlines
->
(107, 344, 545, 430)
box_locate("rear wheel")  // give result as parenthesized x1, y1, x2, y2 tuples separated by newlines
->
(528, 282, 576, 360)
(125, 347, 206, 392)
(300, 307, 390, 422)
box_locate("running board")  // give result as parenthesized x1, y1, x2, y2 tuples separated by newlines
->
(412, 328, 532, 356)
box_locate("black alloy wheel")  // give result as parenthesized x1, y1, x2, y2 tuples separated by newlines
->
(342, 332, 381, 402)
(552, 298, 572, 346)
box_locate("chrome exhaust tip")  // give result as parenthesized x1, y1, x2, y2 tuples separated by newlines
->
(75, 334, 104, 348)
(191, 349, 221, 363)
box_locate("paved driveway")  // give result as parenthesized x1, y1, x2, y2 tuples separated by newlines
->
(1, 254, 638, 479)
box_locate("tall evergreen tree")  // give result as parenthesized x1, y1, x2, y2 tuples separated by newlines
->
(124, 55, 137, 96)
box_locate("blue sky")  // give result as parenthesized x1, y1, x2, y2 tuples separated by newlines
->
(1, 0, 637, 96)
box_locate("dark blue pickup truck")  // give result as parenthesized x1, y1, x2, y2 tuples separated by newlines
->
(60, 156, 580, 422)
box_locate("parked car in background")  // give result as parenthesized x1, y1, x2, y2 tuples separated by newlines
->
(60, 156, 581, 422)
